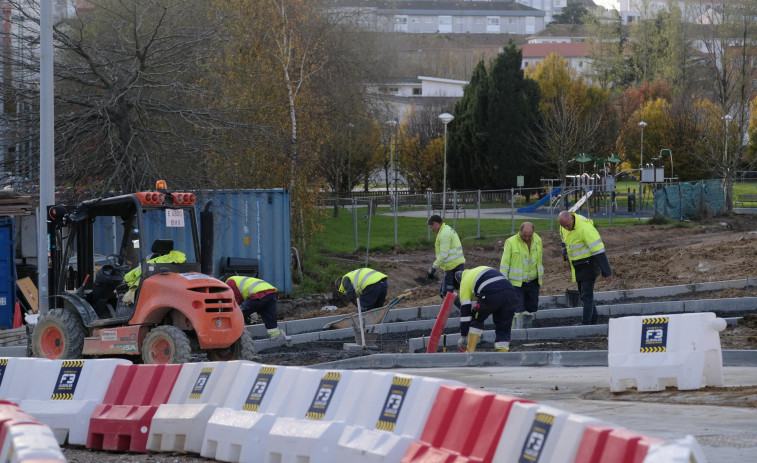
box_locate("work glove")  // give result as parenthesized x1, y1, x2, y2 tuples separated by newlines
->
(457, 336, 467, 352)
(427, 267, 437, 280)
(561, 243, 568, 262)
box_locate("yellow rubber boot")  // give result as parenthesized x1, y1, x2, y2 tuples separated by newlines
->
(495, 341, 510, 352)
(466, 333, 481, 353)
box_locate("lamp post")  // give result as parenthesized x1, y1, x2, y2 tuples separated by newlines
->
(438, 113, 454, 217)
(347, 122, 354, 195)
(638, 121, 647, 215)
(386, 119, 399, 248)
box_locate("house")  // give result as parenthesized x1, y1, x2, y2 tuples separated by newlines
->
(321, 0, 547, 35)
(520, 42, 592, 74)
(366, 75, 468, 120)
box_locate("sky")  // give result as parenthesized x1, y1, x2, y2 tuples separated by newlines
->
(594, 0, 620, 10)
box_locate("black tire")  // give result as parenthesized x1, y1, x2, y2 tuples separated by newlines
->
(31, 308, 86, 359)
(206, 329, 256, 361)
(141, 325, 192, 364)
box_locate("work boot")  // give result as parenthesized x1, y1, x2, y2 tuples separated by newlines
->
(466, 332, 481, 353)
(512, 313, 523, 330)
(268, 327, 293, 347)
(521, 311, 534, 329)
(495, 341, 510, 352)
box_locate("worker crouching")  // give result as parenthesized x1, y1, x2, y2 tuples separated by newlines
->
(226, 276, 289, 341)
(455, 266, 519, 353)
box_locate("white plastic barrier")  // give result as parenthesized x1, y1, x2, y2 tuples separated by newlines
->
(0, 358, 49, 403)
(147, 360, 249, 454)
(18, 358, 131, 445)
(335, 372, 462, 463)
(608, 312, 726, 392)
(493, 402, 604, 463)
(262, 369, 368, 463)
(0, 423, 66, 463)
(200, 363, 305, 462)
(643, 435, 708, 463)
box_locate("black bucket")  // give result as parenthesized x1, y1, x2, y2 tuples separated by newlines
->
(565, 289, 580, 307)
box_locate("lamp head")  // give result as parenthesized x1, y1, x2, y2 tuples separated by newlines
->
(438, 113, 454, 124)
(638, 121, 647, 128)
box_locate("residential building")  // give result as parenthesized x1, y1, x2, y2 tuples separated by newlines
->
(520, 42, 592, 75)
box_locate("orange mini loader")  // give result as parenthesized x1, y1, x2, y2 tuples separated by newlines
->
(31, 180, 254, 363)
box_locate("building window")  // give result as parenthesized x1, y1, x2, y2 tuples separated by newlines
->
(487, 16, 500, 26)
(395, 16, 407, 25)
(413, 88, 422, 95)
(474, 17, 484, 25)
(439, 16, 452, 25)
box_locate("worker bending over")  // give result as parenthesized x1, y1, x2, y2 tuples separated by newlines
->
(455, 266, 519, 352)
(226, 276, 288, 341)
(336, 268, 388, 310)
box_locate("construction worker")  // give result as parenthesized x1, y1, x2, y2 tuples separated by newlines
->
(336, 268, 388, 310)
(558, 210, 613, 325)
(454, 266, 518, 352)
(226, 276, 289, 341)
(500, 222, 543, 329)
(123, 247, 186, 304)
(427, 215, 465, 300)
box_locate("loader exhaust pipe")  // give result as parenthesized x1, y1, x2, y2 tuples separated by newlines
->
(200, 201, 214, 276)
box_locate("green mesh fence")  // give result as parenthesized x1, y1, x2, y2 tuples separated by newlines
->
(653, 179, 725, 220)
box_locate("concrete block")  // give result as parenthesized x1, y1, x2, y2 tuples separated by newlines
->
(684, 298, 757, 313)
(722, 350, 757, 367)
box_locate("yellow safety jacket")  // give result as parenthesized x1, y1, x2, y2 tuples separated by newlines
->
(500, 232, 543, 286)
(338, 268, 387, 296)
(433, 223, 465, 271)
(124, 250, 186, 288)
(226, 276, 277, 299)
(559, 212, 607, 282)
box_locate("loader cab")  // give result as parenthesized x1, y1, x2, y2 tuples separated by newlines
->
(51, 184, 202, 321)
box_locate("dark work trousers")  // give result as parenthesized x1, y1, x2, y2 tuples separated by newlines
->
(471, 288, 518, 342)
(358, 279, 388, 310)
(441, 263, 465, 299)
(577, 278, 598, 325)
(515, 279, 540, 314)
(241, 292, 278, 329)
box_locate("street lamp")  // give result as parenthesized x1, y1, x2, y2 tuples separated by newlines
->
(438, 113, 454, 217)
(347, 122, 354, 195)
(638, 121, 647, 215)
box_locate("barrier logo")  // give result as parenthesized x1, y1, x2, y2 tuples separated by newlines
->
(306, 372, 341, 420)
(375, 376, 412, 432)
(51, 360, 84, 400)
(189, 367, 214, 399)
(518, 412, 555, 463)
(640, 317, 669, 353)
(243, 366, 277, 412)
(0, 358, 7, 387)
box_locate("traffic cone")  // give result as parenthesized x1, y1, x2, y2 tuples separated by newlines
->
(12, 301, 22, 329)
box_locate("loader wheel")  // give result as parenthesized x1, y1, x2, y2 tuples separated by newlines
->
(141, 325, 191, 364)
(31, 308, 86, 360)
(206, 329, 256, 362)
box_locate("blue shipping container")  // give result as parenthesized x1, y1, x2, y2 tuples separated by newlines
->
(0, 217, 16, 328)
(91, 189, 292, 294)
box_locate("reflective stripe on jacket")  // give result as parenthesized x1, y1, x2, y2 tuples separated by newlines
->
(338, 268, 387, 296)
(559, 212, 606, 282)
(500, 232, 543, 287)
(433, 223, 465, 271)
(226, 276, 277, 300)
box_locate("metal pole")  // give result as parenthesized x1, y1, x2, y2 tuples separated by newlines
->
(476, 189, 481, 239)
(392, 124, 398, 249)
(452, 190, 458, 231)
(38, 1, 54, 314)
(352, 197, 358, 252)
(510, 188, 515, 235)
(357, 299, 366, 349)
(442, 121, 448, 218)
(366, 199, 372, 267)
(426, 192, 431, 241)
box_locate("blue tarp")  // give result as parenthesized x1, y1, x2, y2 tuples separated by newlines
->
(653, 179, 725, 220)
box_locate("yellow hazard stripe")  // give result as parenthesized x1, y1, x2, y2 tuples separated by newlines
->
(640, 346, 667, 353)
(62, 360, 84, 367)
(392, 376, 412, 387)
(535, 412, 555, 425)
(260, 366, 277, 375)
(642, 317, 669, 325)
(52, 393, 73, 400)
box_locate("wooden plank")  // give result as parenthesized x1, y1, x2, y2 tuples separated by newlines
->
(16, 277, 39, 313)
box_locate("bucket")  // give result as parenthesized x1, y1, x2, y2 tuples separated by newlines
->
(565, 289, 580, 307)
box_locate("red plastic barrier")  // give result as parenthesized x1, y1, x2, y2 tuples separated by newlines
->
(402, 385, 531, 463)
(86, 364, 182, 453)
(426, 292, 457, 353)
(574, 426, 664, 463)
(0, 399, 42, 446)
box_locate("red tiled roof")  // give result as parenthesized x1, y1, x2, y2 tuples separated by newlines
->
(520, 42, 591, 59)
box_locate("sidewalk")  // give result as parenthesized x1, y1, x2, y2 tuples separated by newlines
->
(395, 366, 757, 463)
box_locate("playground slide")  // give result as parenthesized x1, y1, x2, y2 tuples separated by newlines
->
(516, 186, 562, 213)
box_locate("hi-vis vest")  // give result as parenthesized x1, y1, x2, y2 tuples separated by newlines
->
(559, 212, 606, 282)
(433, 223, 465, 271)
(338, 268, 387, 295)
(227, 276, 277, 299)
(124, 250, 186, 288)
(500, 232, 543, 286)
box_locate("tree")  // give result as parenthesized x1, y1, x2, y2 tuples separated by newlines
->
(551, 3, 590, 25)
(0, 0, 235, 197)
